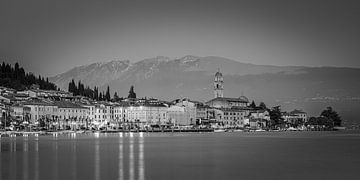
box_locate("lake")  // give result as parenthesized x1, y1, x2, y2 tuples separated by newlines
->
(1, 131, 360, 180)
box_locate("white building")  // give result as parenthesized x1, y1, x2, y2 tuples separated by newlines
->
(23, 99, 58, 124)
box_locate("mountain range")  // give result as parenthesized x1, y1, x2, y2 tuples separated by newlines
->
(49, 55, 360, 128)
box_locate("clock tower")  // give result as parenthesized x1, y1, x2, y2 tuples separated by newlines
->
(214, 68, 224, 98)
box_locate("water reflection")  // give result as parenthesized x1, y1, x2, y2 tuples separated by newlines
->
(35, 135, 39, 180)
(129, 134, 134, 180)
(118, 134, 124, 180)
(95, 138, 100, 180)
(23, 136, 29, 180)
(0, 133, 147, 180)
(10, 135, 16, 180)
(139, 133, 145, 180)
(72, 134, 77, 180)
(52, 135, 58, 180)
(0, 136, 2, 179)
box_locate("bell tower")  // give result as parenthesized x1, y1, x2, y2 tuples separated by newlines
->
(214, 68, 224, 98)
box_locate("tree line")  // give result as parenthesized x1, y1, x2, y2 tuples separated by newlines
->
(250, 101, 342, 129)
(0, 62, 57, 90)
(68, 79, 122, 101)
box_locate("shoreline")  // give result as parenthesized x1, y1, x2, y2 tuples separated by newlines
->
(0, 128, 354, 138)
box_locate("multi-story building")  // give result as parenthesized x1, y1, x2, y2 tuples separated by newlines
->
(282, 109, 307, 125)
(53, 101, 89, 129)
(173, 98, 197, 125)
(23, 98, 58, 124)
(113, 102, 128, 123)
(10, 105, 31, 121)
(214, 108, 248, 127)
(244, 109, 270, 129)
(93, 102, 113, 124)
(126, 103, 168, 125)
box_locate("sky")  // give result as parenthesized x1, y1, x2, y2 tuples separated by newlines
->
(0, 0, 360, 76)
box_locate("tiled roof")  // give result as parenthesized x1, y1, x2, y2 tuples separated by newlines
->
(53, 101, 87, 109)
(207, 96, 249, 103)
(290, 109, 306, 114)
(23, 99, 55, 106)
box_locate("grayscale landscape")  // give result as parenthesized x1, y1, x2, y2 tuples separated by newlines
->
(1, 0, 360, 180)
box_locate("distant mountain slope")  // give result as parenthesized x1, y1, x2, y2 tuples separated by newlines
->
(50, 55, 302, 91)
(50, 55, 360, 127)
(50, 59, 131, 90)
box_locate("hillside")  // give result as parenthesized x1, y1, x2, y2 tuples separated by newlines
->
(50, 56, 360, 127)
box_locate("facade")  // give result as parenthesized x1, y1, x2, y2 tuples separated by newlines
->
(93, 102, 113, 124)
(10, 105, 31, 121)
(168, 105, 194, 125)
(283, 109, 307, 125)
(214, 108, 248, 127)
(126, 104, 168, 125)
(244, 110, 270, 129)
(173, 99, 197, 125)
(23, 99, 58, 124)
(206, 97, 249, 108)
(114, 104, 127, 123)
(54, 101, 89, 120)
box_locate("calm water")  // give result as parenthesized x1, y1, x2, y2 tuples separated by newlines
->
(1, 131, 360, 180)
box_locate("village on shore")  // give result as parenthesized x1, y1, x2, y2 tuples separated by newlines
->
(0, 69, 343, 136)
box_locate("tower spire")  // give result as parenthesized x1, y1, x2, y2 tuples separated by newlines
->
(214, 68, 224, 98)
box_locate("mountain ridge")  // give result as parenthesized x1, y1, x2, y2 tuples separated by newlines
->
(49, 55, 360, 127)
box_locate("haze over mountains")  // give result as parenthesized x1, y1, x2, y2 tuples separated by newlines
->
(50, 55, 360, 127)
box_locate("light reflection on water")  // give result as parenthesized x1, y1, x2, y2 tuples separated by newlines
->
(1, 132, 360, 180)
(118, 134, 124, 180)
(0, 133, 148, 180)
(95, 136, 100, 180)
(139, 132, 145, 180)
(23, 136, 28, 180)
(34, 135, 39, 180)
(129, 134, 134, 180)
(52, 135, 58, 180)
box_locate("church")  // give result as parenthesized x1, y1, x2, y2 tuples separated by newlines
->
(206, 69, 249, 108)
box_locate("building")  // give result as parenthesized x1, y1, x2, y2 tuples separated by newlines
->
(173, 98, 197, 125)
(126, 103, 168, 125)
(244, 109, 270, 129)
(214, 68, 224, 98)
(195, 104, 216, 125)
(10, 105, 31, 122)
(53, 101, 89, 129)
(206, 97, 249, 108)
(214, 108, 248, 127)
(282, 109, 307, 125)
(23, 98, 58, 124)
(93, 102, 114, 125)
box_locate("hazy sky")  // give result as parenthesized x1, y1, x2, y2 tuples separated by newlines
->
(1, 0, 360, 76)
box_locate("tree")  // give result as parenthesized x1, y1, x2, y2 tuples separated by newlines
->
(128, 85, 136, 98)
(105, 86, 111, 101)
(94, 86, 99, 100)
(320, 107, 342, 127)
(99, 92, 103, 101)
(259, 102, 267, 110)
(249, 100, 256, 109)
(0, 62, 57, 90)
(113, 92, 119, 101)
(269, 106, 284, 128)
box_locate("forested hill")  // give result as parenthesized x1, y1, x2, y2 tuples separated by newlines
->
(0, 62, 57, 90)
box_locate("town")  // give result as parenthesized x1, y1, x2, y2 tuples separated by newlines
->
(0, 67, 341, 134)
